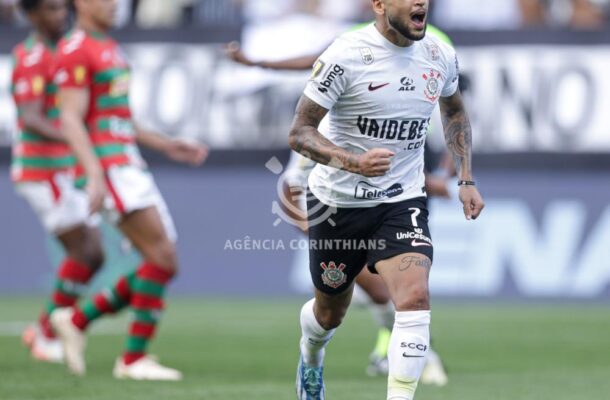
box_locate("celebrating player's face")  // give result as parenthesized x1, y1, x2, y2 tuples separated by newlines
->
(384, 0, 429, 41)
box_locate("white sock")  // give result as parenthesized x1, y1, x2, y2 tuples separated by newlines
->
(387, 310, 431, 400)
(299, 298, 335, 367)
(369, 301, 395, 331)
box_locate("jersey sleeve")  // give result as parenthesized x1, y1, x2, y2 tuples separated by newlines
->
(303, 38, 353, 110)
(54, 38, 91, 90)
(11, 50, 46, 105)
(441, 49, 459, 97)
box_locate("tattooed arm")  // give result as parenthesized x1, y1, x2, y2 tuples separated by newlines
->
(288, 95, 394, 177)
(439, 90, 485, 220)
(439, 90, 472, 180)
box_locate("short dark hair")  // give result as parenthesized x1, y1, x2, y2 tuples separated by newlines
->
(19, 0, 44, 12)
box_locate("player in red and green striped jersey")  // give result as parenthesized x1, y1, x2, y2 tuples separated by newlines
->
(49, 0, 208, 381)
(11, 0, 106, 364)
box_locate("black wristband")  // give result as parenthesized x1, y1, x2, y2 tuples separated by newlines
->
(458, 180, 476, 186)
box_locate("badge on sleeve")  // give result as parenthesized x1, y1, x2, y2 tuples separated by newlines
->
(311, 60, 326, 79)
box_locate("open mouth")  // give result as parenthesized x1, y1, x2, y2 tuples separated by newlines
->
(410, 10, 427, 27)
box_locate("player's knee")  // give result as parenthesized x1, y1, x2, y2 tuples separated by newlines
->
(145, 240, 178, 272)
(317, 312, 344, 330)
(393, 284, 429, 311)
(67, 238, 105, 271)
(82, 242, 105, 271)
(315, 305, 348, 330)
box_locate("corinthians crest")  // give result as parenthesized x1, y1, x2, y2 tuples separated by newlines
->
(320, 261, 347, 289)
(423, 69, 442, 102)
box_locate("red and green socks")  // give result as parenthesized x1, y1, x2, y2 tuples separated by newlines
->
(71, 271, 136, 330)
(123, 263, 175, 365)
(68, 262, 174, 366)
(39, 258, 95, 339)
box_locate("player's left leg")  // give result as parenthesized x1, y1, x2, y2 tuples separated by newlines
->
(376, 252, 431, 400)
(367, 197, 435, 400)
(109, 205, 181, 380)
(355, 267, 448, 385)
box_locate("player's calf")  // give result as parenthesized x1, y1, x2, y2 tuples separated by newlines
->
(299, 298, 336, 368)
(123, 262, 175, 365)
(392, 282, 430, 312)
(299, 287, 353, 366)
(376, 254, 432, 399)
(387, 310, 430, 400)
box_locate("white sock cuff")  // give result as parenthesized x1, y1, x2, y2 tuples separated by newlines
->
(394, 310, 430, 328)
(300, 298, 332, 336)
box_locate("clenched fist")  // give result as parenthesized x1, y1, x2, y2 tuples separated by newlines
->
(356, 148, 395, 177)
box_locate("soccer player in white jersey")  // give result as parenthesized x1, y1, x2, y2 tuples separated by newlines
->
(227, 24, 454, 384)
(289, 1, 484, 399)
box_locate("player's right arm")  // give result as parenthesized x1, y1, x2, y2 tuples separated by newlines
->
(289, 96, 393, 177)
(288, 39, 394, 177)
(55, 40, 105, 213)
(11, 51, 63, 141)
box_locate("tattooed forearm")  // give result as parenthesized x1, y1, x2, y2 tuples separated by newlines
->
(289, 95, 360, 173)
(439, 91, 472, 179)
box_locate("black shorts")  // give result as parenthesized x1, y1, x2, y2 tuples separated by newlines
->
(307, 194, 433, 295)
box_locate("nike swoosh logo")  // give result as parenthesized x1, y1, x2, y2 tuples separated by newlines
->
(368, 82, 389, 91)
(411, 240, 432, 247)
(402, 353, 425, 358)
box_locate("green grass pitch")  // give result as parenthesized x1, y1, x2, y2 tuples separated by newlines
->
(1, 297, 609, 400)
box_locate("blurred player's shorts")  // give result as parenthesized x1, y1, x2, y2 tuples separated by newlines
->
(15, 172, 99, 234)
(103, 165, 177, 243)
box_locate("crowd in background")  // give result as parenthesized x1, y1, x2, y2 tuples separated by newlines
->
(433, 0, 610, 30)
(1, 0, 610, 30)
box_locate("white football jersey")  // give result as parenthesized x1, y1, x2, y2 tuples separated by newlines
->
(304, 23, 459, 208)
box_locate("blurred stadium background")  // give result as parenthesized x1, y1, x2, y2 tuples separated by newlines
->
(1, 0, 610, 399)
